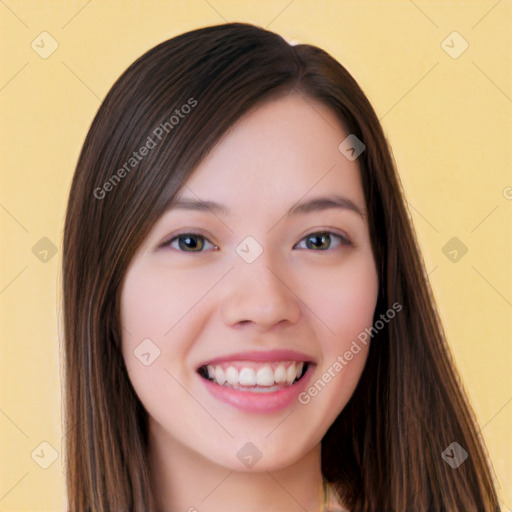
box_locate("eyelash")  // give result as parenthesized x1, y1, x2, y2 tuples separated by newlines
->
(160, 231, 353, 253)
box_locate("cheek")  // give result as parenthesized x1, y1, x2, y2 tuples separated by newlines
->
(295, 255, 378, 418)
(333, 260, 379, 341)
(119, 265, 194, 421)
(119, 264, 186, 385)
(302, 252, 379, 347)
(120, 261, 213, 342)
(119, 261, 221, 398)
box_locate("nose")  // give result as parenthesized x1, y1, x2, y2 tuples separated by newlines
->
(221, 257, 302, 331)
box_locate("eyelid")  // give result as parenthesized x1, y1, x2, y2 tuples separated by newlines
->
(159, 231, 218, 251)
(293, 231, 353, 250)
(159, 229, 353, 252)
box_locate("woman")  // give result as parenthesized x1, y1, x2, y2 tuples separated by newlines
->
(62, 22, 500, 511)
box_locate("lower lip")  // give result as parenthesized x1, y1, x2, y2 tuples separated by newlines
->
(199, 364, 314, 413)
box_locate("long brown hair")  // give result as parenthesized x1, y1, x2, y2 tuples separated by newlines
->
(62, 22, 500, 511)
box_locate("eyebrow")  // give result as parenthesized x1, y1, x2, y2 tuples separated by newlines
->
(168, 194, 365, 218)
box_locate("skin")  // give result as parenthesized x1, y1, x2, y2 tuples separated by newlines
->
(120, 92, 379, 512)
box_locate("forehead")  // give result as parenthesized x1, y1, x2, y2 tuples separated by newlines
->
(175, 93, 365, 215)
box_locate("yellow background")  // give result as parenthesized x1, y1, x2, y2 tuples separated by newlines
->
(1, 1, 511, 510)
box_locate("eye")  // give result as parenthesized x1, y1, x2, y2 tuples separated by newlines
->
(162, 233, 218, 252)
(160, 230, 352, 253)
(293, 231, 352, 251)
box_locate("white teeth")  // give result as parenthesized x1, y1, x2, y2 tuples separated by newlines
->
(286, 364, 296, 384)
(226, 367, 238, 385)
(214, 366, 226, 385)
(256, 366, 275, 386)
(239, 368, 257, 386)
(274, 364, 287, 383)
(202, 361, 307, 388)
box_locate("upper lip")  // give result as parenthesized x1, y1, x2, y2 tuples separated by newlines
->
(197, 349, 316, 369)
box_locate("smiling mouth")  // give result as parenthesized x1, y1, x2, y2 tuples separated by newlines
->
(197, 361, 310, 392)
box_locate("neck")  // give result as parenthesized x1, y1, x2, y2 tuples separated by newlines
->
(147, 422, 326, 512)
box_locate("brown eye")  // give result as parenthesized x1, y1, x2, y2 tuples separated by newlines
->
(164, 233, 217, 252)
(294, 231, 351, 251)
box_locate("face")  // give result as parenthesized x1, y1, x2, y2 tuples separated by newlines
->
(120, 93, 379, 472)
